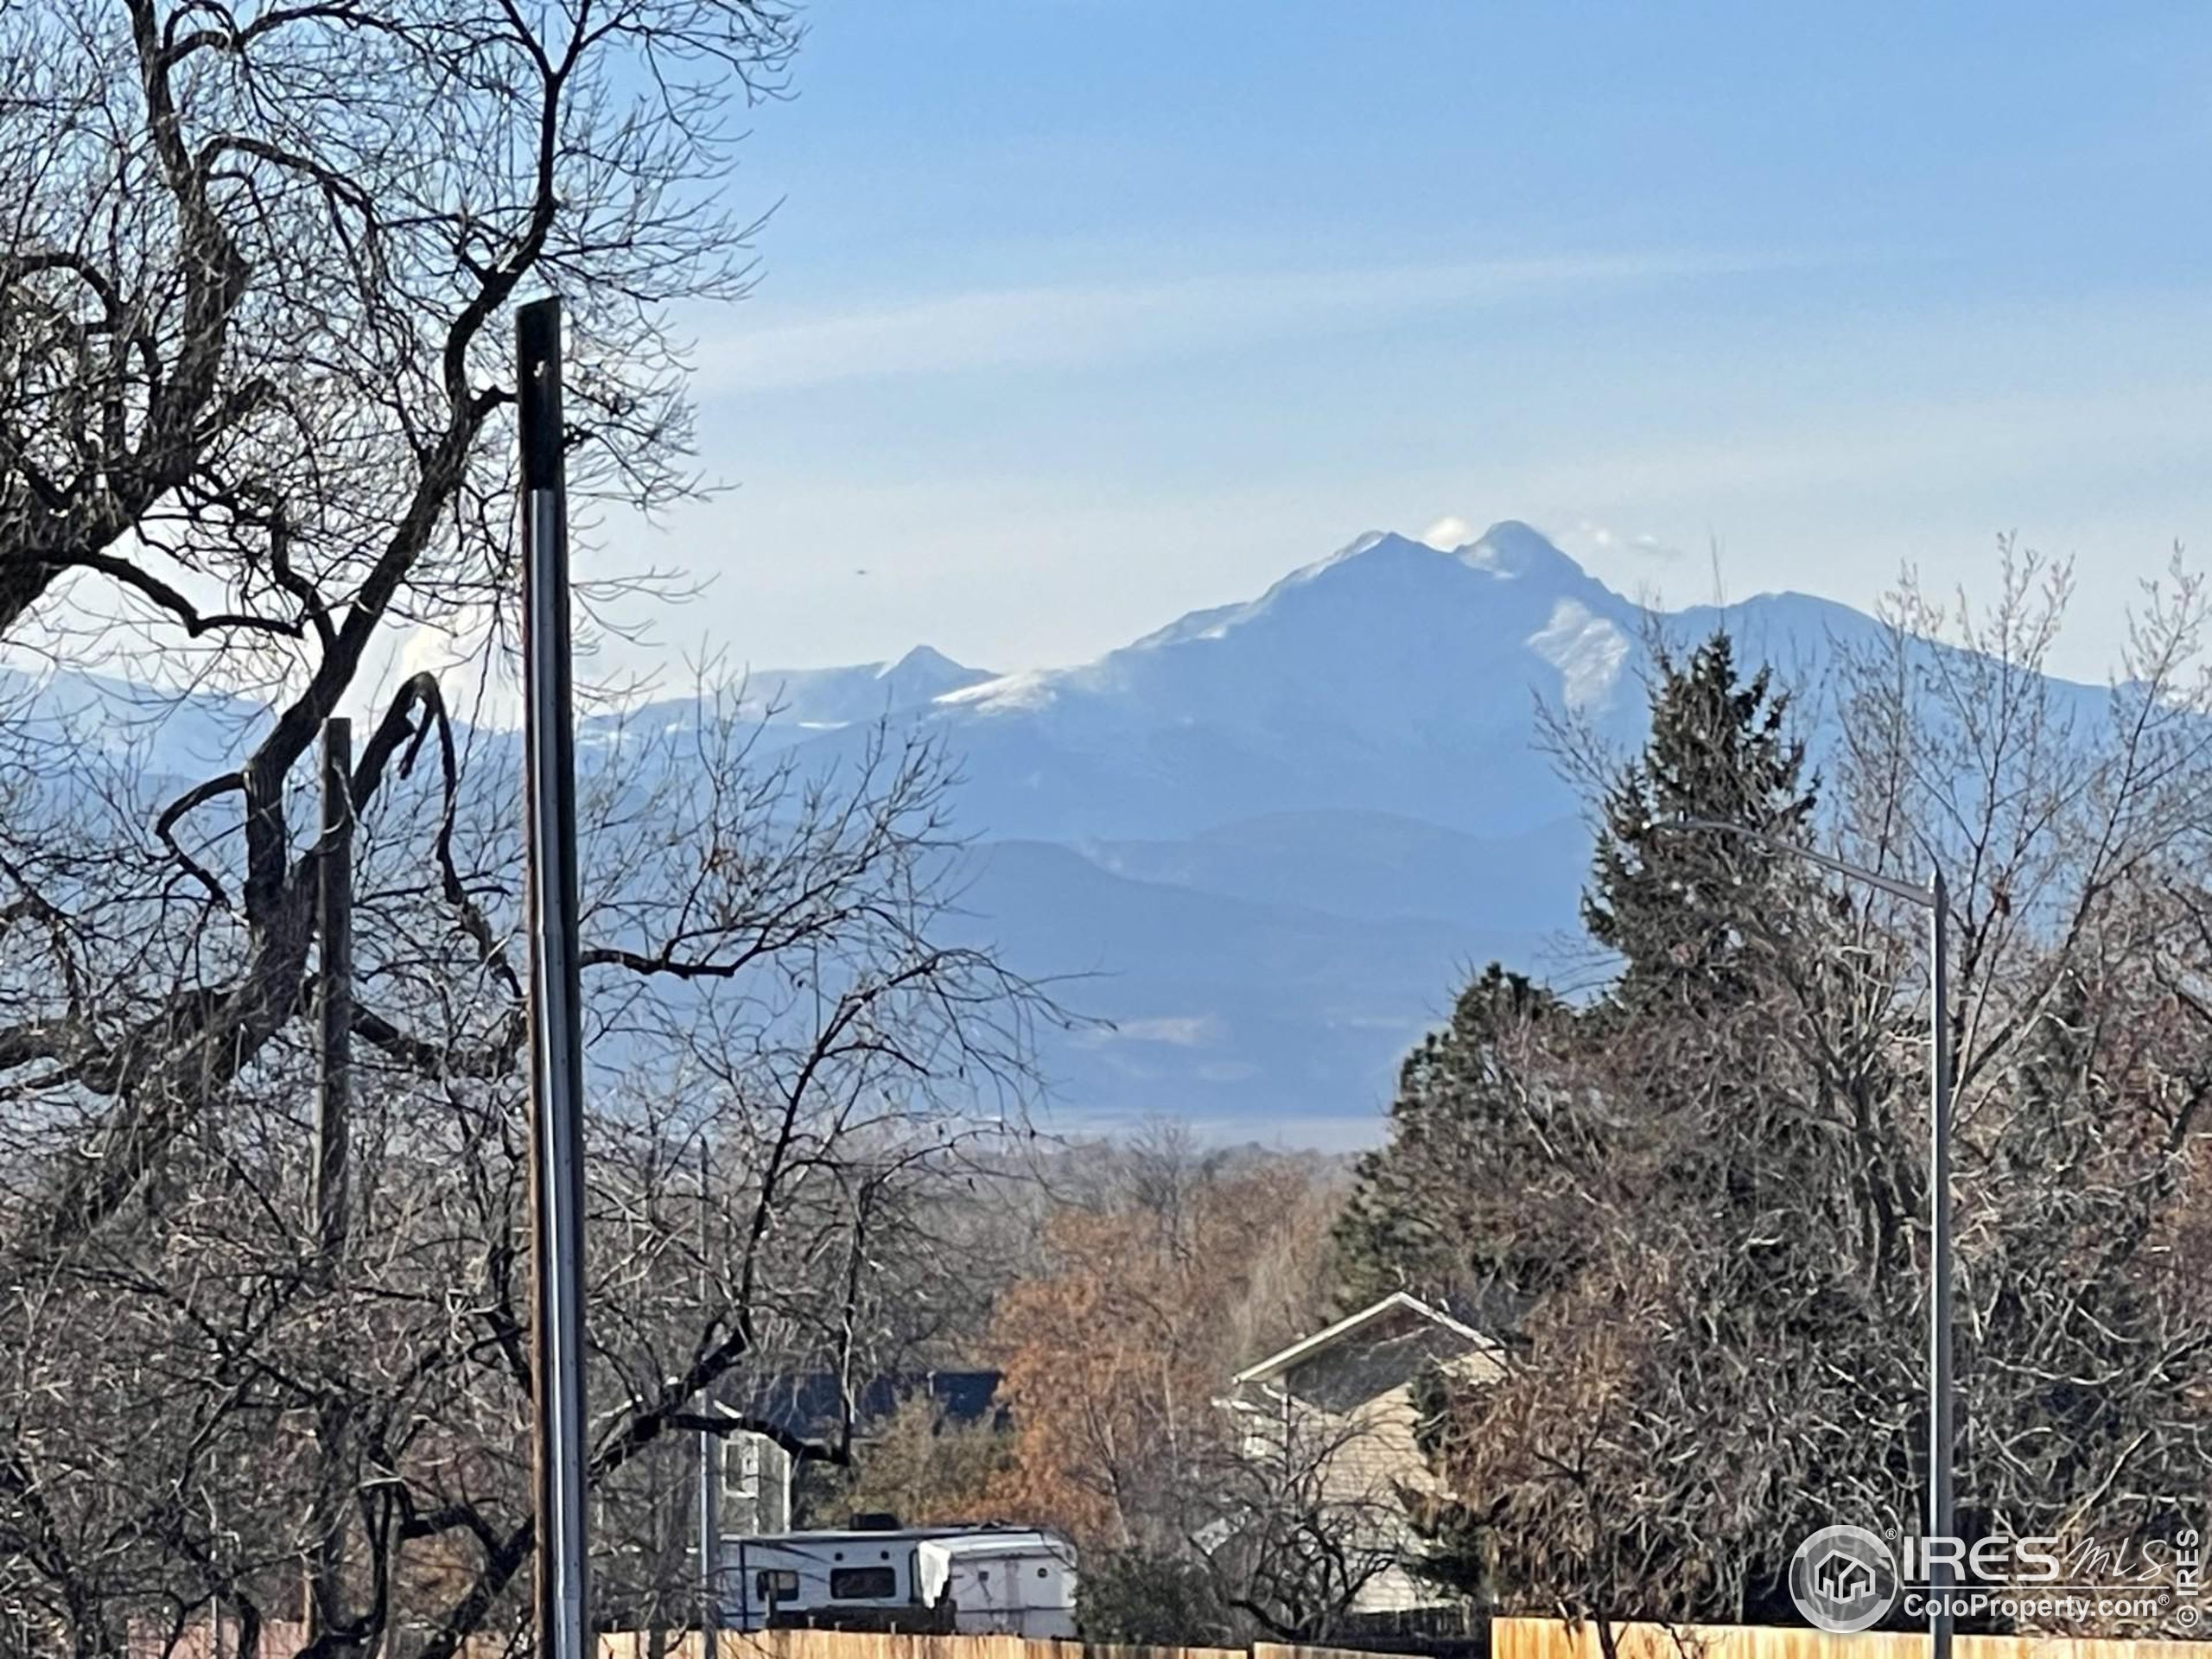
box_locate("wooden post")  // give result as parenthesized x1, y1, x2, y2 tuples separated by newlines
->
(307, 715, 353, 1642)
(698, 1141, 721, 1649)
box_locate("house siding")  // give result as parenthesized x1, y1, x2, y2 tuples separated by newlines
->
(1235, 1303, 1503, 1616)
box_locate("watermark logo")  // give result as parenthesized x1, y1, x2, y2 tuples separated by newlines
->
(1790, 1525, 1900, 1633)
(1789, 1523, 2203, 1630)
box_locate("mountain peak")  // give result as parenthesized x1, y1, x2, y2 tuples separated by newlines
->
(1454, 519, 1583, 581)
(879, 644, 971, 682)
(1280, 529, 1431, 582)
(1299, 522, 1587, 589)
(1295, 528, 1483, 584)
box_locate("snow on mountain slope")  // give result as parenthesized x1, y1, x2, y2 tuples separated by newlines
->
(942, 522, 1635, 733)
(582, 644, 995, 755)
(793, 524, 1646, 842)
(783, 522, 1936, 849)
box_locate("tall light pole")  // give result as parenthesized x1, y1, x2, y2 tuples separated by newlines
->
(519, 296, 591, 1659)
(1663, 818, 1952, 1659)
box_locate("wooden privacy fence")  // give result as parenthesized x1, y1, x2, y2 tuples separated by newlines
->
(1492, 1618, 2210, 1659)
(137, 1624, 1374, 1659)
(147, 1618, 2212, 1659)
(584, 1637, 1365, 1659)
(137, 1627, 1362, 1659)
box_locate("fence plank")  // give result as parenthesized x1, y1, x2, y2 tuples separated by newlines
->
(140, 1616, 2212, 1659)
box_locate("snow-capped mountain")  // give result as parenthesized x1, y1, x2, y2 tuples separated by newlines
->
(586, 643, 995, 754)
(734, 520, 1954, 1143)
(783, 520, 1884, 847)
(860, 522, 1644, 842)
(7, 521, 2103, 1147)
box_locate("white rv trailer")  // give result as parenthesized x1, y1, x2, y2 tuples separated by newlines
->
(718, 1526, 1077, 1637)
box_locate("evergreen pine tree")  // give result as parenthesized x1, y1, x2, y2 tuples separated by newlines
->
(1582, 632, 1816, 1010)
(1337, 632, 1865, 1623)
(1338, 632, 1819, 1312)
(1331, 963, 1567, 1314)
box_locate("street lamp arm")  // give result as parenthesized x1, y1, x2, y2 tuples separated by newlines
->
(1662, 816, 1938, 910)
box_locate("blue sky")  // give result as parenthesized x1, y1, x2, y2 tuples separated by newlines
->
(597, 1, 2212, 686)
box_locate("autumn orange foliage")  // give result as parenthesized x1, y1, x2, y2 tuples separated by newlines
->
(981, 1160, 1334, 1549)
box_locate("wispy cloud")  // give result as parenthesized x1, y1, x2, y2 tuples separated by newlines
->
(1556, 518, 1690, 563)
(1510, 378, 2212, 509)
(692, 249, 1809, 394)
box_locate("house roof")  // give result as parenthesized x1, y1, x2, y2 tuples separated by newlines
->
(1230, 1291, 1497, 1387)
(713, 1370, 1003, 1440)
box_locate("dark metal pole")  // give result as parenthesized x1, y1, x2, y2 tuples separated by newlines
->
(520, 296, 592, 1659)
(1929, 871, 1955, 1659)
(697, 1141, 721, 1650)
(308, 716, 354, 1641)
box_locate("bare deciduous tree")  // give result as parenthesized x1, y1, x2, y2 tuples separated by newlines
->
(0, 8, 1064, 1655)
(0, 0, 800, 1240)
(0, 713, 1052, 1659)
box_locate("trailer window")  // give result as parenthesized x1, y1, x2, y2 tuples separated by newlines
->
(754, 1570, 798, 1602)
(829, 1567, 897, 1599)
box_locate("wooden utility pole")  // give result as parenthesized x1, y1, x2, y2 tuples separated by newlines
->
(313, 715, 353, 1274)
(698, 1141, 721, 1649)
(307, 715, 353, 1643)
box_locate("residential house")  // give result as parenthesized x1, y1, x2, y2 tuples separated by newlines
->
(1218, 1291, 1503, 1618)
